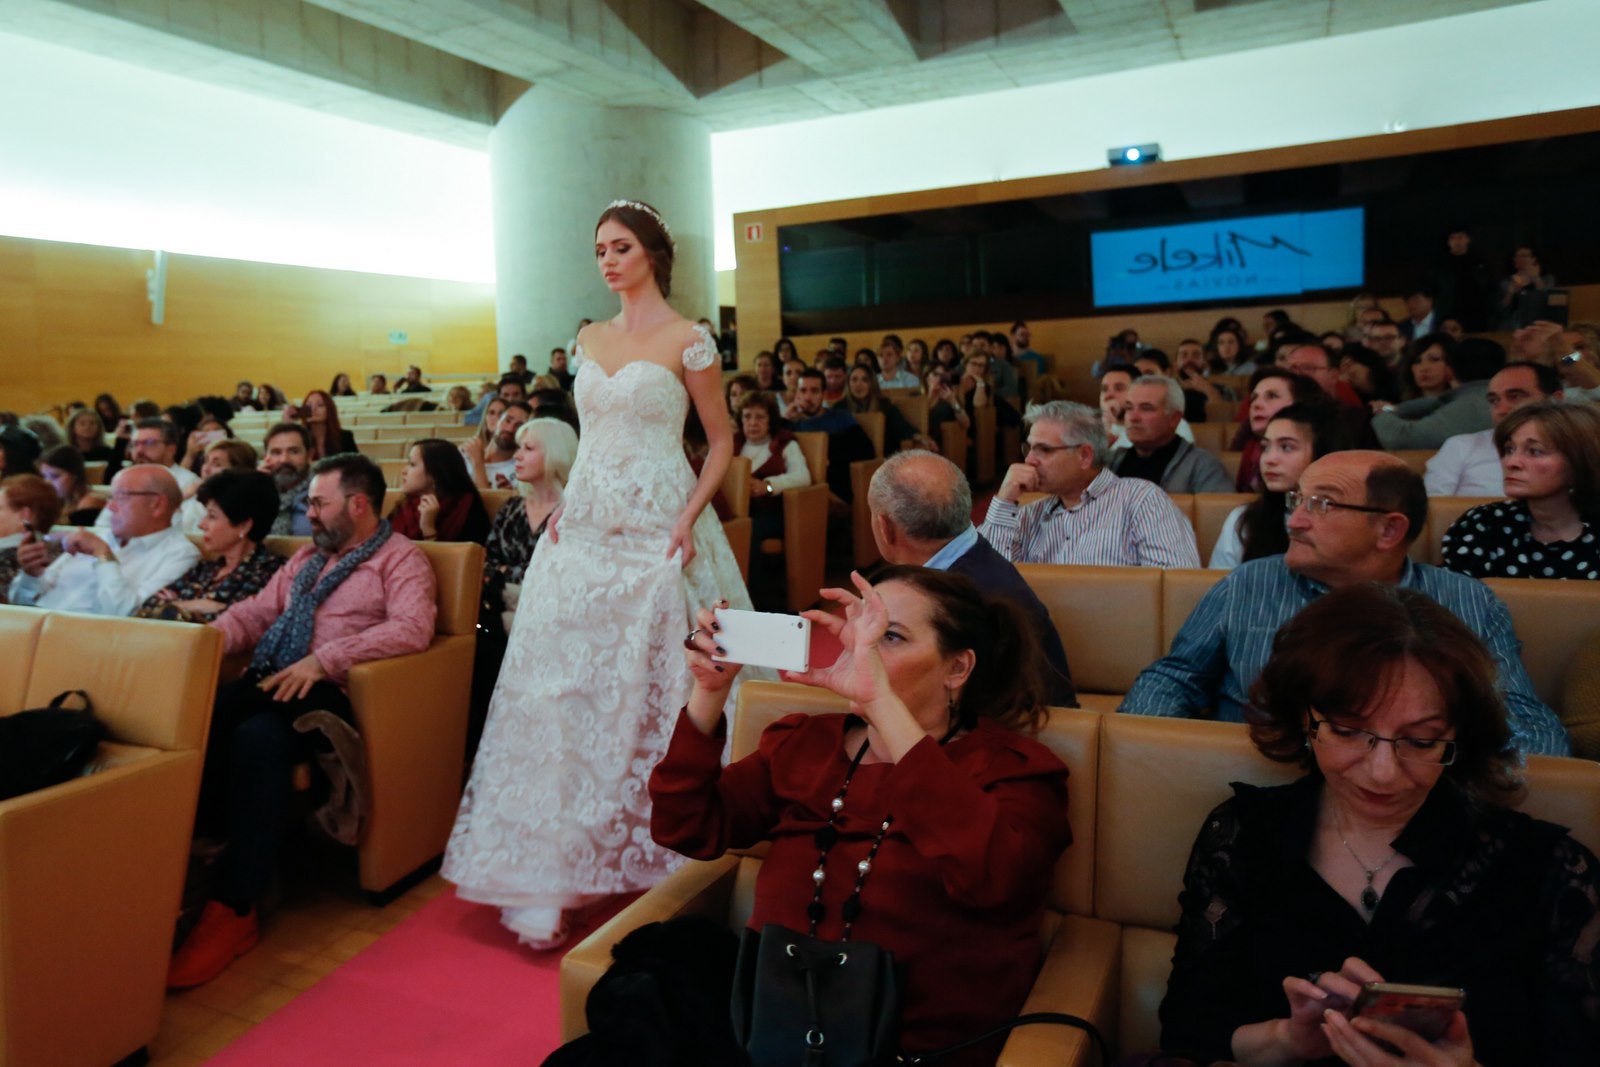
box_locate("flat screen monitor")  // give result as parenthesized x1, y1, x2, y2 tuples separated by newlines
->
(1090, 207, 1364, 308)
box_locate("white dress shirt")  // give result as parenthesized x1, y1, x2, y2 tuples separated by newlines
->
(1424, 429, 1505, 497)
(8, 525, 200, 616)
(979, 468, 1200, 568)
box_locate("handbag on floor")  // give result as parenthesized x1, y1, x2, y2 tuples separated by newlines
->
(0, 690, 107, 800)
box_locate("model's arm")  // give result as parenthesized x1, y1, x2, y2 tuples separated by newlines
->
(671, 329, 732, 566)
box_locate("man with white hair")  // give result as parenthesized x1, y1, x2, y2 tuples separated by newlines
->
(1107, 376, 1233, 493)
(980, 401, 1199, 568)
(869, 450, 1076, 706)
(9, 465, 199, 614)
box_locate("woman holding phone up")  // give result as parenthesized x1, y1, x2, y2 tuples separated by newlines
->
(1155, 584, 1599, 1067)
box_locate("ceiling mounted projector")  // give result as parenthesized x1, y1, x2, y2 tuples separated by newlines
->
(1109, 143, 1161, 167)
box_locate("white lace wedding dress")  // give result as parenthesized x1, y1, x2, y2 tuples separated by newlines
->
(443, 325, 753, 944)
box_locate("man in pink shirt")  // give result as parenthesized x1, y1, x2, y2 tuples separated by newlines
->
(168, 453, 436, 989)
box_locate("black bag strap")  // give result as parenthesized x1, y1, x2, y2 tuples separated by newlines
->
(46, 690, 94, 713)
(898, 1011, 1110, 1066)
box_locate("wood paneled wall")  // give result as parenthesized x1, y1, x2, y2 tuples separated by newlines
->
(732, 104, 1600, 398)
(0, 235, 497, 413)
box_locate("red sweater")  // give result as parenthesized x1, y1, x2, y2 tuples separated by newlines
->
(650, 710, 1071, 1065)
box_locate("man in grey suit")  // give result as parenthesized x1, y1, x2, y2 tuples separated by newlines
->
(868, 450, 1076, 707)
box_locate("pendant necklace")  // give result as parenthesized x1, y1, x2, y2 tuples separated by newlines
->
(1337, 828, 1400, 917)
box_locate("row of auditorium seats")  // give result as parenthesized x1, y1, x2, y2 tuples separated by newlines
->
(562, 680, 1600, 1065)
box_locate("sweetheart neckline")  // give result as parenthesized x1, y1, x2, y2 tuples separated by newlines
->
(577, 357, 680, 382)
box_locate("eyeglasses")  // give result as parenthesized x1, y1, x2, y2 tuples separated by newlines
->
(1284, 491, 1391, 517)
(1022, 441, 1078, 459)
(305, 493, 356, 512)
(1308, 716, 1457, 765)
(109, 490, 163, 502)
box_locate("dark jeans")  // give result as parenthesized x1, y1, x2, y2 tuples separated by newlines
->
(199, 671, 352, 911)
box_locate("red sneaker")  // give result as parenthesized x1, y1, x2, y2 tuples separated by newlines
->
(167, 900, 259, 989)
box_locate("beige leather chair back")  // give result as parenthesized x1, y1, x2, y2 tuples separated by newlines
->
(1220, 451, 1242, 483)
(723, 455, 752, 519)
(855, 411, 886, 457)
(1189, 422, 1231, 453)
(1392, 450, 1436, 476)
(22, 613, 222, 752)
(414, 540, 484, 636)
(793, 432, 829, 485)
(0, 609, 46, 712)
(1484, 577, 1600, 712)
(1019, 565, 1163, 696)
(889, 394, 928, 435)
(1161, 569, 1226, 652)
(481, 488, 517, 516)
(1190, 493, 1254, 566)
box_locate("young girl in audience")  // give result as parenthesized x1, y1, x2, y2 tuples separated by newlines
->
(777, 358, 802, 417)
(38, 445, 105, 526)
(905, 337, 930, 381)
(1209, 401, 1351, 569)
(842, 365, 915, 453)
(933, 337, 961, 373)
(294, 389, 357, 459)
(1442, 400, 1600, 580)
(1229, 368, 1322, 492)
(388, 438, 490, 544)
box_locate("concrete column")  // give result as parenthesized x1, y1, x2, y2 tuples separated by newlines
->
(490, 87, 714, 373)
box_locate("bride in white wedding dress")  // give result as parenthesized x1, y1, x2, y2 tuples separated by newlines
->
(443, 199, 753, 947)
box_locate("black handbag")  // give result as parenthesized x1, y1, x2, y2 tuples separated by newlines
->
(731, 922, 902, 1067)
(0, 690, 107, 801)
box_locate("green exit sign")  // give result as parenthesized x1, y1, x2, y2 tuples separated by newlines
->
(389, 330, 409, 344)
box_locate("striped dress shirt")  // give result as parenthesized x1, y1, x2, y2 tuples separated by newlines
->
(1118, 556, 1571, 758)
(980, 468, 1200, 568)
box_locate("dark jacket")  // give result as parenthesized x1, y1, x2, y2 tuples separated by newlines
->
(948, 534, 1077, 708)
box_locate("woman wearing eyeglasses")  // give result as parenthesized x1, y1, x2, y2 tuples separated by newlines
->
(1156, 583, 1600, 1067)
(1441, 400, 1600, 581)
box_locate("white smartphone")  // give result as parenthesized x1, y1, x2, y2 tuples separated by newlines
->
(712, 608, 811, 673)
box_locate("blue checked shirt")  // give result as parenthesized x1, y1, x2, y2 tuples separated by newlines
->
(980, 468, 1200, 569)
(1119, 555, 1571, 758)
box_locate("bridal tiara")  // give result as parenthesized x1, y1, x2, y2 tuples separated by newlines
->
(604, 199, 673, 243)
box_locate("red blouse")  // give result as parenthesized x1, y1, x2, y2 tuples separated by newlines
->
(649, 710, 1072, 1065)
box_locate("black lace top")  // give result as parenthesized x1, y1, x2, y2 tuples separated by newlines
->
(1159, 775, 1600, 1066)
(480, 495, 550, 634)
(1441, 499, 1600, 580)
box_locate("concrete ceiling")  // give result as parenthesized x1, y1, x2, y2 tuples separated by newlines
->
(1, 0, 1535, 148)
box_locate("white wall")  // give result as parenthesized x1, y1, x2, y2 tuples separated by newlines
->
(710, 0, 1600, 270)
(0, 30, 494, 282)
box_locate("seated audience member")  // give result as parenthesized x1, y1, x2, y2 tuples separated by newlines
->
(734, 391, 811, 546)
(877, 334, 921, 390)
(1120, 451, 1568, 757)
(9, 466, 200, 616)
(123, 417, 200, 493)
(0, 474, 61, 603)
(751, 350, 780, 394)
(19, 415, 63, 455)
(1009, 322, 1045, 377)
(1170, 338, 1232, 422)
(1371, 337, 1503, 450)
(502, 354, 532, 387)
(256, 383, 286, 409)
(1210, 401, 1351, 569)
(260, 422, 314, 536)
(231, 381, 260, 411)
(461, 380, 498, 425)
(724, 373, 758, 416)
(925, 365, 972, 441)
(496, 375, 529, 405)
(168, 454, 436, 988)
(548, 348, 575, 392)
(786, 368, 874, 502)
(473, 419, 577, 751)
(985, 332, 1024, 404)
(853, 347, 882, 376)
(293, 389, 357, 460)
(981, 401, 1200, 568)
(1337, 344, 1398, 405)
(1393, 331, 1457, 402)
(776, 357, 803, 417)
(367, 373, 389, 395)
(398, 365, 430, 394)
(445, 385, 472, 412)
(1156, 583, 1600, 1067)
(1231, 368, 1323, 492)
(932, 337, 962, 373)
(464, 401, 531, 490)
(1426, 360, 1559, 497)
(1284, 342, 1366, 411)
(389, 438, 491, 544)
(94, 393, 124, 433)
(529, 387, 580, 436)
(820, 356, 849, 406)
(1109, 376, 1233, 493)
(38, 445, 106, 525)
(136, 469, 285, 623)
(1211, 324, 1255, 375)
(841, 365, 916, 454)
(869, 450, 1076, 707)
(1497, 244, 1554, 330)
(0, 424, 42, 477)
(64, 406, 120, 468)
(1398, 284, 1438, 339)
(1441, 400, 1600, 580)
(1364, 318, 1405, 368)
(463, 394, 507, 457)
(330, 372, 358, 398)
(175, 439, 259, 533)
(657, 568, 1071, 1066)
(1103, 365, 1196, 448)
(958, 347, 1021, 428)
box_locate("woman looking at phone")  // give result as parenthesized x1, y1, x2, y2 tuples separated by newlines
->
(656, 567, 1071, 1065)
(1157, 583, 1600, 1066)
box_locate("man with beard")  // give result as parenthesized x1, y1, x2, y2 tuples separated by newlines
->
(260, 422, 314, 535)
(169, 453, 435, 989)
(467, 400, 530, 490)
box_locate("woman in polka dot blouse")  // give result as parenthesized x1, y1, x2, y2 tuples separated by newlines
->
(1441, 400, 1600, 579)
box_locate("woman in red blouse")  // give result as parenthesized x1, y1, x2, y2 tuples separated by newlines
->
(653, 566, 1072, 1065)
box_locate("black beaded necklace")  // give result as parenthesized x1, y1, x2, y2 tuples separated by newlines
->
(805, 718, 962, 939)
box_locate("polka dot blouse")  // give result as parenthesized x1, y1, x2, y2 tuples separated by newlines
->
(1440, 500, 1600, 580)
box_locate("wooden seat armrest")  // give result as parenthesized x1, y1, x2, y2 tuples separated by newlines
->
(997, 914, 1121, 1067)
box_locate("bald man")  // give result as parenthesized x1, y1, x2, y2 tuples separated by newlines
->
(1120, 451, 1568, 757)
(869, 450, 1076, 706)
(9, 465, 199, 615)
